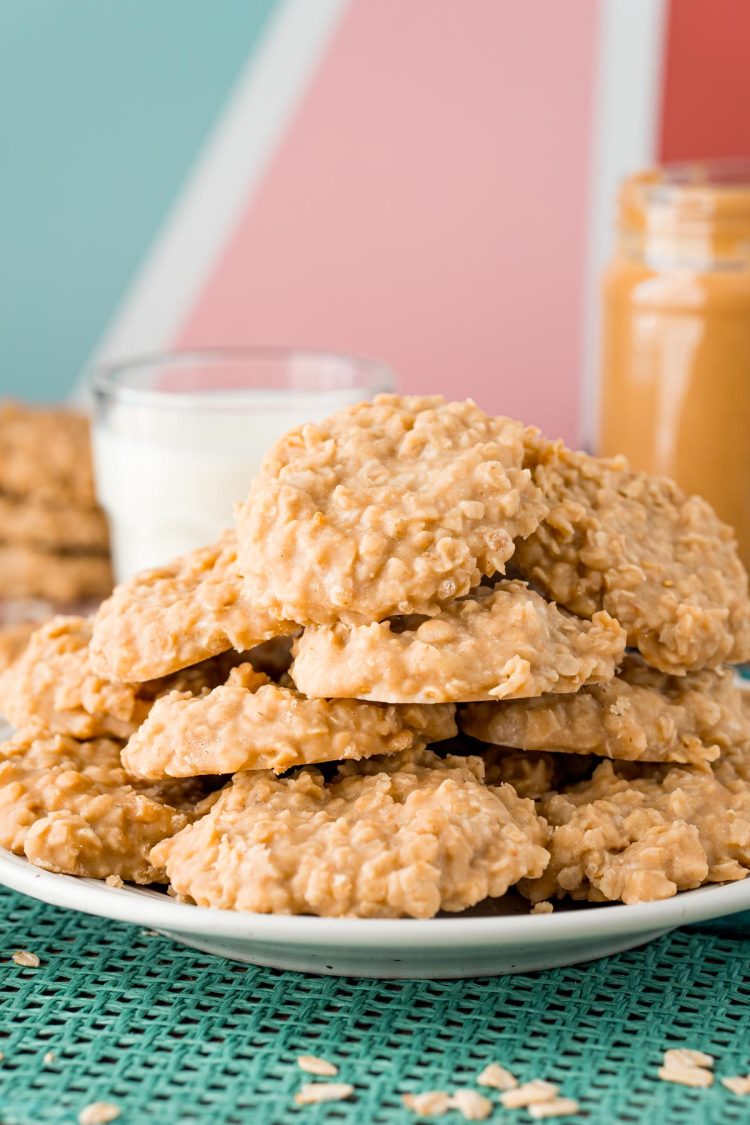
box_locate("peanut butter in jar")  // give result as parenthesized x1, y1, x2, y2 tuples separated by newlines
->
(600, 162, 750, 568)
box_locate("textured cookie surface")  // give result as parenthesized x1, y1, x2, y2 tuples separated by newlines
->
(0, 733, 206, 883)
(0, 615, 241, 741)
(151, 747, 550, 917)
(0, 544, 112, 602)
(90, 532, 291, 682)
(515, 435, 750, 673)
(524, 755, 750, 905)
(291, 580, 626, 703)
(461, 656, 748, 767)
(0, 493, 109, 552)
(123, 663, 456, 778)
(236, 395, 547, 625)
(0, 402, 97, 505)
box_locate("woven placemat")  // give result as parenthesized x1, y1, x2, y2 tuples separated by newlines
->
(0, 886, 748, 1124)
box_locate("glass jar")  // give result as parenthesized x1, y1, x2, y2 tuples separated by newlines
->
(600, 161, 750, 569)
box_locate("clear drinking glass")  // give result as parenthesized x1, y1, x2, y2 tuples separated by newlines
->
(92, 347, 396, 582)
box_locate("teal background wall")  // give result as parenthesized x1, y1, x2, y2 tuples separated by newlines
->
(0, 1, 278, 402)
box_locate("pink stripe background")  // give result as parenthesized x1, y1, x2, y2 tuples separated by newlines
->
(177, 0, 598, 444)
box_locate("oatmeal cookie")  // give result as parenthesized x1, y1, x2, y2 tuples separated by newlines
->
(523, 757, 750, 904)
(0, 615, 242, 740)
(514, 434, 750, 673)
(151, 747, 550, 917)
(122, 662, 457, 778)
(0, 402, 97, 506)
(461, 656, 748, 767)
(291, 579, 626, 703)
(0, 732, 207, 883)
(0, 544, 112, 602)
(90, 532, 292, 682)
(0, 493, 108, 553)
(235, 394, 547, 626)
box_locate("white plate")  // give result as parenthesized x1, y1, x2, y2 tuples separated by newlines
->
(0, 847, 748, 978)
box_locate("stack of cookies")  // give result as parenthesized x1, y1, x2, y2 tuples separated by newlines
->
(1, 394, 750, 916)
(0, 403, 112, 669)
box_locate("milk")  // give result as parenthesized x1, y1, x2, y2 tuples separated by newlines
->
(94, 388, 368, 581)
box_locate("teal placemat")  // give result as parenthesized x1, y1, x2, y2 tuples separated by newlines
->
(0, 886, 749, 1124)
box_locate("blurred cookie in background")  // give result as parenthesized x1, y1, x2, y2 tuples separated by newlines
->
(0, 402, 112, 680)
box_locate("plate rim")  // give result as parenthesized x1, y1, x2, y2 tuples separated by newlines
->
(0, 847, 748, 950)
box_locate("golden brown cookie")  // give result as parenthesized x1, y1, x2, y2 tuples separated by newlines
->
(0, 402, 97, 506)
(90, 531, 292, 682)
(236, 394, 547, 626)
(0, 544, 112, 602)
(151, 747, 550, 917)
(291, 580, 626, 703)
(523, 756, 750, 905)
(0, 732, 208, 883)
(0, 615, 243, 740)
(122, 662, 457, 778)
(0, 492, 109, 552)
(461, 656, 748, 767)
(514, 435, 750, 673)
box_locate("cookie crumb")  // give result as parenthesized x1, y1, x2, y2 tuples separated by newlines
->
(658, 1064, 713, 1088)
(477, 1062, 517, 1090)
(12, 950, 40, 968)
(501, 1080, 559, 1108)
(531, 902, 553, 914)
(529, 1098, 581, 1119)
(402, 1091, 451, 1117)
(722, 1075, 750, 1096)
(43, 1050, 56, 1066)
(449, 1088, 493, 1120)
(663, 1048, 714, 1070)
(294, 1082, 354, 1105)
(105, 875, 124, 888)
(296, 1054, 338, 1077)
(659, 1048, 714, 1088)
(78, 1103, 121, 1125)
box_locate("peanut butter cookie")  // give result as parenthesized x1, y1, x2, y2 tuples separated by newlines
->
(90, 532, 292, 682)
(0, 732, 208, 883)
(291, 580, 626, 703)
(236, 395, 547, 625)
(0, 493, 109, 552)
(0, 402, 97, 505)
(523, 756, 750, 905)
(515, 435, 750, 673)
(0, 544, 112, 602)
(1, 615, 242, 740)
(461, 656, 748, 767)
(122, 663, 457, 778)
(151, 747, 550, 917)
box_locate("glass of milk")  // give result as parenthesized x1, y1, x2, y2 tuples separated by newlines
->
(92, 347, 396, 582)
